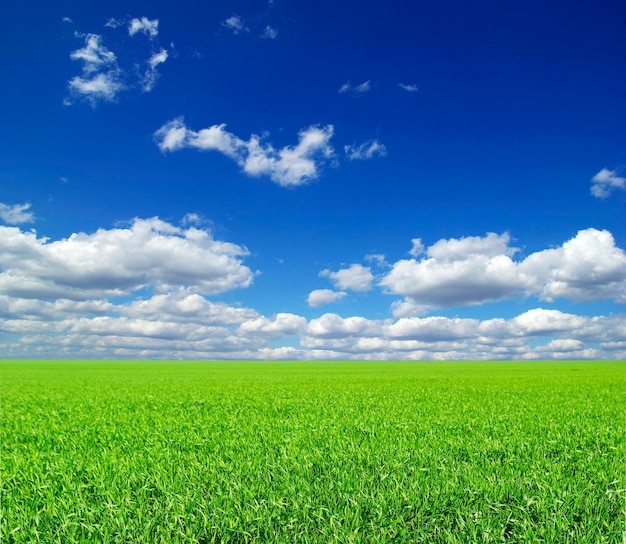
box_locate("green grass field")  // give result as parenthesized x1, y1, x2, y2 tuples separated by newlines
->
(1, 360, 624, 543)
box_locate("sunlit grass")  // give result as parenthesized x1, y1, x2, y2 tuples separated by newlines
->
(1, 360, 624, 542)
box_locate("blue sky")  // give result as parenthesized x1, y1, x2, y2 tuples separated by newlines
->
(1, 0, 625, 359)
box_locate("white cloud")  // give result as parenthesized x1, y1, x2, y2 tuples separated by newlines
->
(141, 48, 169, 92)
(122, 290, 259, 325)
(0, 202, 34, 225)
(339, 80, 371, 95)
(521, 228, 626, 303)
(222, 15, 248, 34)
(354, 81, 371, 93)
(67, 19, 172, 104)
(344, 140, 387, 160)
(70, 33, 116, 73)
(510, 308, 586, 336)
(181, 213, 202, 226)
(365, 254, 387, 267)
(306, 313, 381, 339)
(149, 49, 169, 69)
(409, 238, 424, 257)
(154, 118, 335, 186)
(238, 313, 307, 337)
(390, 299, 430, 318)
(381, 229, 626, 308)
(104, 18, 123, 29)
(398, 83, 418, 92)
(2, 282, 625, 359)
(381, 233, 522, 307)
(307, 289, 347, 307)
(261, 25, 277, 39)
(386, 316, 479, 341)
(428, 232, 517, 260)
(296, 309, 626, 360)
(321, 264, 374, 292)
(154, 118, 189, 152)
(67, 33, 124, 104)
(62, 17, 73, 24)
(68, 71, 125, 104)
(129, 17, 159, 38)
(0, 218, 254, 301)
(2, 219, 624, 360)
(591, 168, 626, 198)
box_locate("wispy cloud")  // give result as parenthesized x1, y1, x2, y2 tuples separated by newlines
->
(129, 17, 159, 38)
(154, 118, 335, 187)
(344, 140, 387, 160)
(398, 83, 418, 92)
(0, 202, 34, 225)
(66, 33, 124, 105)
(261, 25, 278, 39)
(222, 15, 248, 34)
(67, 71, 125, 104)
(66, 18, 172, 104)
(69, 33, 116, 73)
(141, 48, 169, 92)
(62, 16, 73, 24)
(591, 168, 625, 198)
(104, 18, 123, 29)
(339, 80, 371, 95)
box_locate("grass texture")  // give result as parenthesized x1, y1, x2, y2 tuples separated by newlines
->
(1, 360, 624, 542)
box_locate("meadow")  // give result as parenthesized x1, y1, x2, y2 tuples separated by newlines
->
(1, 360, 624, 543)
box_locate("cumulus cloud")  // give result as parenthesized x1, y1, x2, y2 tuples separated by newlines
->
(122, 290, 259, 325)
(307, 289, 347, 307)
(154, 118, 335, 186)
(321, 264, 374, 292)
(381, 233, 521, 307)
(238, 313, 307, 337)
(129, 17, 159, 38)
(306, 313, 381, 339)
(521, 228, 626, 303)
(2, 219, 625, 360)
(510, 308, 587, 336)
(2, 288, 625, 359)
(0, 202, 34, 225)
(297, 309, 626, 359)
(261, 25, 277, 39)
(398, 83, 418, 92)
(222, 15, 248, 34)
(339, 80, 371, 95)
(386, 316, 479, 341)
(344, 140, 387, 160)
(591, 168, 625, 198)
(0, 217, 254, 301)
(390, 299, 430, 318)
(381, 229, 626, 308)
